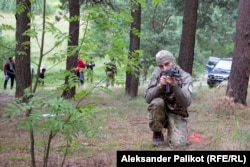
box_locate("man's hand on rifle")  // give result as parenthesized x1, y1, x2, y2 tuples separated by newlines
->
(158, 75, 176, 88)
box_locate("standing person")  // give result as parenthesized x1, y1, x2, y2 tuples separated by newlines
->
(105, 61, 117, 87)
(75, 57, 86, 85)
(3, 57, 15, 90)
(39, 65, 46, 86)
(86, 61, 95, 83)
(145, 50, 193, 148)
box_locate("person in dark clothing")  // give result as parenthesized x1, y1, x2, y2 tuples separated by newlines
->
(86, 61, 95, 83)
(3, 57, 15, 90)
(39, 65, 46, 86)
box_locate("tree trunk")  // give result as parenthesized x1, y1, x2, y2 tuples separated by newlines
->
(15, 0, 32, 98)
(125, 1, 141, 98)
(226, 0, 250, 105)
(178, 0, 199, 75)
(62, 0, 80, 99)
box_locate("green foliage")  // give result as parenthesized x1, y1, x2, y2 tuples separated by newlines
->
(1, 24, 15, 31)
(0, 35, 15, 70)
(82, 4, 131, 58)
(140, 1, 182, 76)
(196, 5, 235, 58)
(0, 0, 239, 77)
(151, 0, 163, 5)
(0, 0, 15, 11)
(194, 1, 237, 72)
(1, 0, 238, 79)
(66, 15, 81, 22)
(3, 88, 100, 161)
(76, 4, 132, 78)
(131, 27, 141, 38)
(0, 0, 58, 14)
(15, 2, 27, 15)
(139, 0, 237, 76)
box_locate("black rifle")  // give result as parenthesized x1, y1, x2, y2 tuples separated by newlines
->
(160, 68, 181, 94)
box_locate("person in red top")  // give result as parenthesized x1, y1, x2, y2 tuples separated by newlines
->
(75, 57, 86, 85)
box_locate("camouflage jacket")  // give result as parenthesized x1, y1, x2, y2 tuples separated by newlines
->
(145, 66, 193, 117)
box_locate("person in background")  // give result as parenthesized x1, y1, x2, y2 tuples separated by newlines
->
(145, 50, 193, 149)
(86, 61, 95, 83)
(3, 57, 15, 90)
(39, 65, 46, 86)
(75, 57, 86, 85)
(104, 61, 117, 87)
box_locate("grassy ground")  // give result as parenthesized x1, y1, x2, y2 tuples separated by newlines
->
(1, 80, 250, 167)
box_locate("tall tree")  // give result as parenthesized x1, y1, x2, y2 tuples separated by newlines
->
(62, 0, 80, 99)
(178, 0, 199, 75)
(226, 0, 250, 105)
(15, 0, 32, 97)
(125, 0, 141, 98)
(15, 1, 34, 166)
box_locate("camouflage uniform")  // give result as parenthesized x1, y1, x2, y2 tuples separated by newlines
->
(145, 50, 192, 148)
(105, 62, 117, 87)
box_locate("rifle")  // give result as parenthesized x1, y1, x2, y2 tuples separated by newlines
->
(160, 68, 181, 94)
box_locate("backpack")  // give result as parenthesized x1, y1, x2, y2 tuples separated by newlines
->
(3, 62, 7, 69)
(3, 61, 15, 75)
(3, 62, 8, 74)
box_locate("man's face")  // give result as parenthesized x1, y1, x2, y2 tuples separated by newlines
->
(158, 61, 173, 71)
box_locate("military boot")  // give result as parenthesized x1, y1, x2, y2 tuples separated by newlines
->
(152, 131, 164, 147)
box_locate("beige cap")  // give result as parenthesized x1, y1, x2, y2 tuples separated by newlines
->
(155, 50, 176, 66)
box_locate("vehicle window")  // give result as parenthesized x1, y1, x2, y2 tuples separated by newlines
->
(214, 60, 232, 70)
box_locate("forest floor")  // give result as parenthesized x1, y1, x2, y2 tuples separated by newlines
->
(1, 79, 250, 167)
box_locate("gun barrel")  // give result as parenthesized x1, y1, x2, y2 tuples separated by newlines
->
(161, 68, 180, 78)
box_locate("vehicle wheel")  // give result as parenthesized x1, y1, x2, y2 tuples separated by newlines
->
(208, 84, 214, 88)
(208, 85, 213, 89)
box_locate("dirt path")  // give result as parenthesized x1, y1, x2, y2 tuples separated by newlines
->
(0, 93, 14, 108)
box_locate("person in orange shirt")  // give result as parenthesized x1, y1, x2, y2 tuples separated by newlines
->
(75, 57, 86, 85)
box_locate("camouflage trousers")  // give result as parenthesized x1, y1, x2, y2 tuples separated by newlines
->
(106, 71, 115, 87)
(147, 98, 188, 148)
